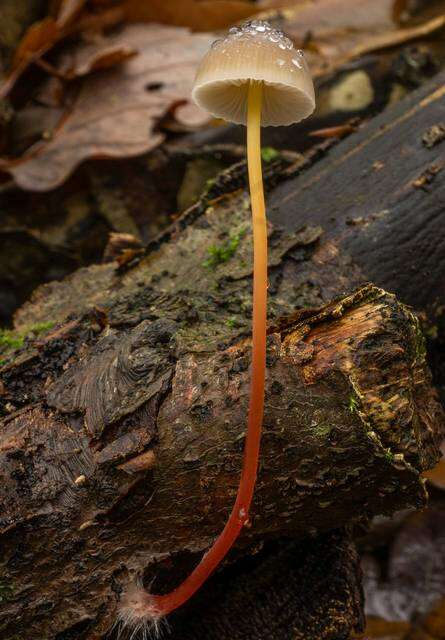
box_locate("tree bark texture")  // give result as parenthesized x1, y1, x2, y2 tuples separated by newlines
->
(0, 285, 442, 639)
(1, 73, 445, 639)
(163, 529, 364, 640)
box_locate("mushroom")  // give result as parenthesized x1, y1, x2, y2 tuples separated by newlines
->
(118, 19, 315, 633)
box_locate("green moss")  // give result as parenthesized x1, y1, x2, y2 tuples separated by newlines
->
(29, 321, 55, 335)
(0, 321, 55, 356)
(203, 227, 247, 269)
(226, 317, 236, 328)
(384, 449, 395, 463)
(0, 330, 23, 350)
(261, 147, 279, 163)
(312, 423, 332, 438)
(348, 394, 359, 413)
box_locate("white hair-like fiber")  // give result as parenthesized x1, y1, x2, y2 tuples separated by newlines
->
(116, 582, 169, 640)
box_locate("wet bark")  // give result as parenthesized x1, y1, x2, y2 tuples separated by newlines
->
(166, 529, 364, 640)
(0, 287, 442, 638)
(1, 73, 445, 638)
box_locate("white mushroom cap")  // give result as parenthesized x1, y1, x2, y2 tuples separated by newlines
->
(192, 20, 315, 127)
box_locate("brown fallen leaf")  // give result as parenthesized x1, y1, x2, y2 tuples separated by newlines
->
(57, 40, 137, 79)
(3, 24, 212, 191)
(407, 597, 445, 639)
(0, 16, 62, 101)
(353, 616, 410, 639)
(0, 1, 122, 100)
(11, 17, 60, 71)
(4, 0, 444, 191)
(121, 0, 257, 31)
(257, 0, 445, 78)
(309, 121, 358, 139)
(56, 0, 89, 27)
(423, 441, 445, 490)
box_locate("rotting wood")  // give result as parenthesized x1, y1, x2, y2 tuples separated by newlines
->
(164, 529, 364, 640)
(0, 284, 443, 638)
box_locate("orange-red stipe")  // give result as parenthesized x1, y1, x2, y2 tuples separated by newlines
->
(146, 80, 267, 619)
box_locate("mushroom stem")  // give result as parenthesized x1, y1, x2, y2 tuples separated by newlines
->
(244, 79, 267, 508)
(138, 80, 266, 620)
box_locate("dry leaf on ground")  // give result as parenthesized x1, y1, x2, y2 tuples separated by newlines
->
(0, 0, 258, 98)
(57, 40, 137, 79)
(3, 0, 444, 191)
(56, 0, 88, 27)
(353, 617, 410, 639)
(407, 597, 445, 639)
(258, 0, 445, 77)
(423, 457, 445, 490)
(0, 16, 62, 100)
(121, 0, 258, 31)
(2, 24, 212, 191)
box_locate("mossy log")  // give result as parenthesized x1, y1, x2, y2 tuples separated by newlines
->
(1, 74, 445, 639)
(0, 284, 443, 639)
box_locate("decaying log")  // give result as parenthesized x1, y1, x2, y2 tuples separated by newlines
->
(1, 72, 445, 639)
(165, 529, 364, 640)
(0, 283, 442, 638)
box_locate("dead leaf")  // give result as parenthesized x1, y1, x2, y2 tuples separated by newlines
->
(0, 2, 124, 100)
(354, 616, 410, 639)
(423, 442, 445, 489)
(345, 14, 445, 63)
(257, 0, 445, 78)
(3, 24, 212, 191)
(58, 40, 137, 79)
(309, 122, 358, 139)
(0, 17, 62, 101)
(121, 0, 257, 31)
(11, 17, 60, 70)
(424, 459, 445, 490)
(392, 0, 410, 24)
(102, 232, 143, 263)
(57, 0, 88, 27)
(0, 18, 62, 101)
(407, 597, 445, 639)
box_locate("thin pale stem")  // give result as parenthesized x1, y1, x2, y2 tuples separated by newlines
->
(151, 80, 267, 616)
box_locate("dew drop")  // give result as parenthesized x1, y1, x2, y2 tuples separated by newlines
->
(277, 58, 285, 67)
(292, 58, 303, 69)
